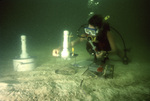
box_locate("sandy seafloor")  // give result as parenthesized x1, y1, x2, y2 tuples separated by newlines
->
(0, 44, 150, 101)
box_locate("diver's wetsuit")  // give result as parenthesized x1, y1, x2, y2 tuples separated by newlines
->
(86, 22, 111, 54)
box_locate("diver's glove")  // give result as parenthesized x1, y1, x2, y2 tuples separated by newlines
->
(96, 51, 106, 58)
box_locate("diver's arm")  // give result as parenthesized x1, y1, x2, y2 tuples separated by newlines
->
(71, 34, 87, 47)
(107, 31, 116, 53)
(52, 34, 86, 57)
(70, 38, 80, 47)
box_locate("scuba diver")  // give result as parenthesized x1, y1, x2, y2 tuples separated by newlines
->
(53, 14, 122, 64)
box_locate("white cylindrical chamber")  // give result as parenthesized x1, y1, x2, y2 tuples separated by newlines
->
(61, 30, 70, 59)
(20, 35, 29, 58)
(63, 30, 69, 49)
(13, 58, 35, 71)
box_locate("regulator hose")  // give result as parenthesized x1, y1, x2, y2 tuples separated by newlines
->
(110, 26, 129, 65)
(77, 24, 88, 38)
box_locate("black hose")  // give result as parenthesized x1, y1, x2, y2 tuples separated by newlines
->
(77, 24, 88, 38)
(110, 26, 127, 50)
(110, 26, 129, 64)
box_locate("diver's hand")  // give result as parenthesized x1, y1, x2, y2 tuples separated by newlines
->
(96, 51, 106, 58)
(52, 49, 60, 57)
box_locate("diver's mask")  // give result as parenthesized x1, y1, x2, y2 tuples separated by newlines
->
(84, 27, 99, 36)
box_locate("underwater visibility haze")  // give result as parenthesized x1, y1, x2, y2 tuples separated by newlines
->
(0, 0, 150, 100)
